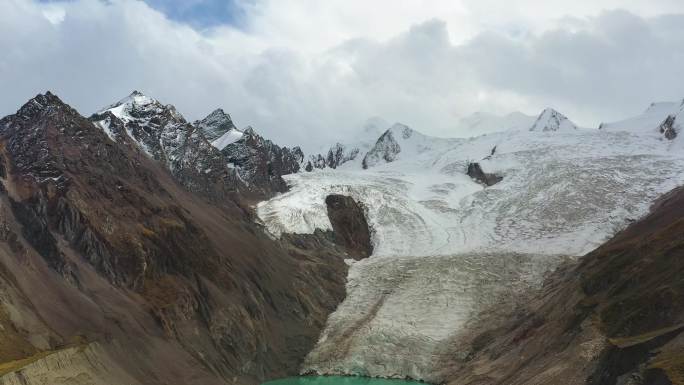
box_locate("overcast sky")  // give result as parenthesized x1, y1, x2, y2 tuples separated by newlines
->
(2, 0, 684, 149)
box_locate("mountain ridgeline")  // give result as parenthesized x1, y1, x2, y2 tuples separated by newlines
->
(0, 92, 371, 385)
(0, 90, 682, 385)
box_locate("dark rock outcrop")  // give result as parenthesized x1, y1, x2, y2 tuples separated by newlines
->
(306, 143, 361, 171)
(221, 127, 304, 197)
(91, 91, 244, 200)
(325, 194, 373, 259)
(529, 108, 577, 132)
(467, 162, 503, 186)
(193, 108, 237, 141)
(362, 128, 403, 169)
(658, 114, 678, 140)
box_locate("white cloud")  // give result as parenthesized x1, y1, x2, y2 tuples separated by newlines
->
(1, 0, 684, 150)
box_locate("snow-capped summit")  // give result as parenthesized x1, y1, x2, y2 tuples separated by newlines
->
(194, 108, 237, 142)
(98, 90, 185, 125)
(599, 99, 683, 140)
(93, 91, 189, 161)
(361, 123, 428, 169)
(196, 109, 244, 151)
(220, 124, 304, 195)
(529, 108, 577, 132)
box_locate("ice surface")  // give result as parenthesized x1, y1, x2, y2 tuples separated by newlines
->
(258, 113, 684, 380)
(261, 128, 684, 257)
(210, 129, 244, 150)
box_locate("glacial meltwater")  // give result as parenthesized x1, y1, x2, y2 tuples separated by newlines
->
(262, 377, 426, 385)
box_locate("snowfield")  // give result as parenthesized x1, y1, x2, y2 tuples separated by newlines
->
(257, 105, 684, 381)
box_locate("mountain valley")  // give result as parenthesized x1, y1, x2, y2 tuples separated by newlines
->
(0, 90, 682, 385)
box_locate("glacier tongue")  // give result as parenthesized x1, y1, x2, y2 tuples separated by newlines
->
(258, 125, 684, 381)
(303, 252, 566, 381)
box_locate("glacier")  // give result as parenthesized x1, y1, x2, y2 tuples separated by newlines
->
(257, 106, 684, 381)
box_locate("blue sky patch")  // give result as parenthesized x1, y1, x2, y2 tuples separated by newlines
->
(142, 0, 247, 29)
(37, 0, 248, 29)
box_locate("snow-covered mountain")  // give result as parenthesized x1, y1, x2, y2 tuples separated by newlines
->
(193, 108, 238, 141)
(91, 91, 303, 198)
(529, 107, 578, 131)
(600, 99, 683, 140)
(91, 91, 245, 198)
(304, 117, 389, 171)
(93, 90, 189, 163)
(0, 91, 354, 385)
(256, 101, 684, 381)
(194, 108, 246, 150)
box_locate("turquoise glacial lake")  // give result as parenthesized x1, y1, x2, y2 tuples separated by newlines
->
(262, 377, 426, 385)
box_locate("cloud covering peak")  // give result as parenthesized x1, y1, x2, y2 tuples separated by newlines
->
(2, 0, 684, 150)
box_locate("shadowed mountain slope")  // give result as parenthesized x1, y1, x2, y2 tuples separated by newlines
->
(0, 92, 362, 384)
(439, 185, 684, 385)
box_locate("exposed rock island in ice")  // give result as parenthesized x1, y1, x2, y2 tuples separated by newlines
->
(257, 104, 684, 381)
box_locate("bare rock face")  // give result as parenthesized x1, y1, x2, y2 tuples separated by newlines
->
(306, 143, 361, 171)
(467, 162, 503, 186)
(325, 194, 373, 259)
(362, 129, 402, 169)
(91, 91, 244, 200)
(0, 92, 349, 385)
(91, 91, 306, 200)
(221, 127, 304, 197)
(193, 108, 237, 141)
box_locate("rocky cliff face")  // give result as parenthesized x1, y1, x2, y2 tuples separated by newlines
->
(362, 127, 405, 169)
(438, 185, 684, 385)
(325, 194, 373, 260)
(466, 162, 503, 186)
(91, 91, 244, 200)
(194, 108, 238, 141)
(0, 92, 357, 384)
(659, 115, 678, 140)
(91, 91, 305, 200)
(305, 143, 361, 171)
(221, 127, 304, 197)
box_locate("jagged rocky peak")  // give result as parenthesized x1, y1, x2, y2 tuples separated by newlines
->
(97, 90, 185, 125)
(8, 91, 76, 123)
(90, 91, 245, 199)
(91, 90, 191, 161)
(194, 108, 238, 141)
(221, 125, 303, 196)
(361, 123, 410, 169)
(529, 107, 577, 132)
(304, 117, 392, 172)
(326, 143, 360, 169)
(305, 143, 361, 171)
(0, 91, 86, 190)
